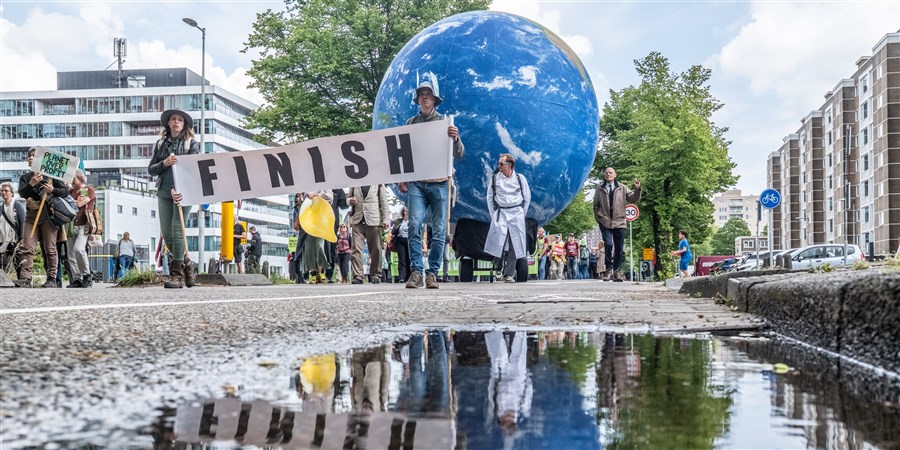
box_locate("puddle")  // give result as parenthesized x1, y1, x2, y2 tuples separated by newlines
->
(19, 331, 900, 449)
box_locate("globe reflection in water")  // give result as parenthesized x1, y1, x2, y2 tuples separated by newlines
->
(373, 11, 600, 226)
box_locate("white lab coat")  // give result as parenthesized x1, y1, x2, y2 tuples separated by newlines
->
(484, 170, 531, 259)
(486, 331, 533, 424)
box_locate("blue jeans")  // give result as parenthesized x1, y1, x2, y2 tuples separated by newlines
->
(566, 256, 578, 279)
(117, 255, 133, 279)
(538, 254, 547, 280)
(407, 181, 448, 275)
(579, 260, 589, 279)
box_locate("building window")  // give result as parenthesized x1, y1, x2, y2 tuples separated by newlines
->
(828, 219, 833, 233)
(744, 241, 755, 249)
(864, 207, 870, 223)
(862, 128, 869, 145)
(863, 154, 869, 171)
(828, 197, 833, 212)
(117, 205, 123, 214)
(151, 210, 156, 218)
(861, 101, 868, 119)
(827, 153, 832, 168)
(132, 207, 138, 216)
(828, 176, 833, 190)
(863, 180, 869, 197)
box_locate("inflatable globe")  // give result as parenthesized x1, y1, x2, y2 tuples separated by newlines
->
(373, 11, 599, 226)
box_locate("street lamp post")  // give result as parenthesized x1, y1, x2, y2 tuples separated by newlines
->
(183, 17, 206, 272)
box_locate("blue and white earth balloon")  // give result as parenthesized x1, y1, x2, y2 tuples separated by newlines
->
(373, 10, 599, 226)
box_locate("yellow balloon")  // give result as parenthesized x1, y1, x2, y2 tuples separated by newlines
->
(299, 354, 337, 394)
(300, 197, 336, 242)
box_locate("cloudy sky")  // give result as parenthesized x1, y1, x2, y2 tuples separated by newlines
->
(2, 1, 898, 195)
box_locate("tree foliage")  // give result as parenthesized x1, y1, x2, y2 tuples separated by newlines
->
(544, 192, 596, 238)
(244, 0, 490, 143)
(711, 218, 751, 255)
(595, 52, 737, 278)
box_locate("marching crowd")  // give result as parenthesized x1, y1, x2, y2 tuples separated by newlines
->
(1, 72, 649, 289)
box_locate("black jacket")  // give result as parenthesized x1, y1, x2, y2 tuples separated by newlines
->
(18, 172, 69, 224)
(248, 231, 263, 257)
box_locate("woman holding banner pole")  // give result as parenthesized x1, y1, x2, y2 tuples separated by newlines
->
(18, 146, 68, 288)
(148, 109, 200, 289)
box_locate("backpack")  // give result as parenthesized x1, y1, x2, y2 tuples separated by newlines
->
(491, 171, 525, 220)
(48, 194, 78, 228)
(579, 246, 590, 260)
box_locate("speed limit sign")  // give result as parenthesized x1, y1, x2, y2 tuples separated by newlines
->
(625, 204, 639, 222)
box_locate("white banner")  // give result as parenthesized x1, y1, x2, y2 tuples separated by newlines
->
(30, 147, 80, 184)
(173, 119, 453, 205)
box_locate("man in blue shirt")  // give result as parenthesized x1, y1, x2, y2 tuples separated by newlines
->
(670, 230, 692, 278)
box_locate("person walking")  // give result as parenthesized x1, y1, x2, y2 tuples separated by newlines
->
(66, 170, 95, 288)
(592, 167, 641, 282)
(596, 240, 607, 280)
(484, 153, 531, 283)
(148, 109, 200, 288)
(390, 207, 411, 283)
(399, 72, 464, 289)
(535, 227, 549, 281)
(564, 234, 579, 280)
(115, 232, 135, 280)
(325, 188, 349, 283)
(335, 223, 352, 283)
(18, 146, 67, 288)
(0, 182, 26, 286)
(233, 221, 247, 274)
(246, 225, 262, 274)
(347, 185, 389, 284)
(670, 230, 692, 278)
(578, 240, 590, 279)
(299, 190, 333, 284)
(550, 235, 566, 280)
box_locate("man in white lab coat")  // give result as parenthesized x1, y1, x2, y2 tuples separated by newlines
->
(484, 153, 531, 283)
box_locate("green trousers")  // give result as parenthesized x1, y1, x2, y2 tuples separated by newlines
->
(157, 195, 191, 263)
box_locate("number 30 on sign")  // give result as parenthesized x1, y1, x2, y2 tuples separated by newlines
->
(625, 204, 639, 222)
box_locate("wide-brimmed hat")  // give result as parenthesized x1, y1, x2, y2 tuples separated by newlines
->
(412, 71, 442, 106)
(160, 109, 193, 129)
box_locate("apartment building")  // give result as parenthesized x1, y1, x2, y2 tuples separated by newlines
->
(767, 30, 899, 256)
(0, 68, 293, 273)
(711, 189, 768, 233)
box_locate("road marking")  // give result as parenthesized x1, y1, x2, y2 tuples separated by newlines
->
(0, 292, 392, 315)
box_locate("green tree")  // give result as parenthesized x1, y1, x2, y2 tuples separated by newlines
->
(710, 217, 751, 255)
(594, 52, 737, 278)
(544, 191, 596, 238)
(244, 0, 489, 143)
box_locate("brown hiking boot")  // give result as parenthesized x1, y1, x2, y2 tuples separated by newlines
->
(406, 272, 423, 289)
(165, 261, 184, 289)
(425, 273, 439, 289)
(183, 258, 196, 288)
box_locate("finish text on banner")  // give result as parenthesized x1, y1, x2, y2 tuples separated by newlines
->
(30, 147, 80, 184)
(173, 119, 453, 205)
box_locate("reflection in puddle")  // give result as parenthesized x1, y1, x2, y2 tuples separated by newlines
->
(147, 331, 900, 450)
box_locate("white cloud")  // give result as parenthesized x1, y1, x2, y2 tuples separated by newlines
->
(490, 0, 594, 58)
(710, 2, 899, 112)
(0, 2, 262, 105)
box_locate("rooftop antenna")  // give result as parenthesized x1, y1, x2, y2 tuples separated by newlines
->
(113, 37, 127, 87)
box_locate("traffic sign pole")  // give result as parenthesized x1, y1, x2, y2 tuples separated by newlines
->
(759, 189, 781, 269)
(624, 204, 639, 282)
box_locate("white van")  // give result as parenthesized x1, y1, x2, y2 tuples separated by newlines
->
(791, 244, 865, 270)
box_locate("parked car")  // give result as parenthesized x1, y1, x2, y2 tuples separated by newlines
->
(735, 250, 781, 271)
(790, 244, 865, 270)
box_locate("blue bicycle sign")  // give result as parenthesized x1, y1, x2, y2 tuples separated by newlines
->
(760, 189, 781, 209)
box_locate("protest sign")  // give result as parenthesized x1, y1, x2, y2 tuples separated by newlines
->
(29, 146, 80, 184)
(173, 119, 453, 206)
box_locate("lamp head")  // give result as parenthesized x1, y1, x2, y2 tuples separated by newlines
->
(183, 17, 198, 27)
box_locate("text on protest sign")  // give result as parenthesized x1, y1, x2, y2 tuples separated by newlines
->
(173, 119, 454, 206)
(30, 147, 81, 184)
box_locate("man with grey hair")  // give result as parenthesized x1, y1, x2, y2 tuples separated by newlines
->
(592, 167, 641, 281)
(484, 153, 531, 283)
(1, 181, 26, 286)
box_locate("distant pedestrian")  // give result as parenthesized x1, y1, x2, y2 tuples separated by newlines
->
(246, 225, 262, 274)
(578, 240, 590, 279)
(233, 221, 247, 274)
(536, 227, 549, 281)
(348, 185, 389, 284)
(592, 167, 641, 282)
(115, 232, 135, 279)
(390, 207, 411, 283)
(299, 191, 333, 284)
(564, 234, 579, 280)
(550, 235, 566, 280)
(484, 153, 530, 283)
(335, 223, 352, 283)
(1, 182, 26, 286)
(670, 230, 692, 278)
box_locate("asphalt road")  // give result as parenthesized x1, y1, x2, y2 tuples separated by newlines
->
(0, 279, 762, 447)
